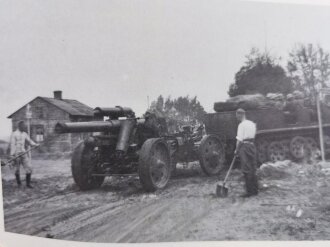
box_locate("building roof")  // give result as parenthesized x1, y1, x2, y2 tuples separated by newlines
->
(8, 96, 95, 118)
(41, 97, 94, 116)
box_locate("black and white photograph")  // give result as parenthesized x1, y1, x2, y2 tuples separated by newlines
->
(1, 0, 330, 245)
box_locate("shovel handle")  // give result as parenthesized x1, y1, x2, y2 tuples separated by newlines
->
(4, 144, 40, 165)
(223, 155, 237, 184)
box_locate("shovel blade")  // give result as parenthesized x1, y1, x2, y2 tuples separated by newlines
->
(216, 184, 228, 198)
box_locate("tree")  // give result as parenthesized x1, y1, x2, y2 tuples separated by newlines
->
(287, 43, 330, 102)
(149, 95, 206, 128)
(228, 48, 293, 97)
(150, 95, 165, 112)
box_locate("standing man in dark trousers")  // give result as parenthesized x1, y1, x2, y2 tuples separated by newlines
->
(234, 109, 258, 197)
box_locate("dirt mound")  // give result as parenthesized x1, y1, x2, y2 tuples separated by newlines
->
(257, 160, 298, 179)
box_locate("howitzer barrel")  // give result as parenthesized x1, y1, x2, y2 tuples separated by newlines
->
(55, 119, 146, 134)
(93, 106, 134, 118)
(55, 120, 122, 134)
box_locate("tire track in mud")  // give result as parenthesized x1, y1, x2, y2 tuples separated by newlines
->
(2, 171, 250, 242)
(140, 198, 216, 243)
(49, 201, 128, 238)
(86, 200, 173, 242)
(4, 160, 330, 241)
(50, 197, 216, 243)
(47, 195, 174, 242)
(4, 205, 95, 235)
(2, 176, 77, 209)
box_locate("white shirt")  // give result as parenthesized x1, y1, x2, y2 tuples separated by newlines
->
(10, 130, 36, 155)
(236, 119, 256, 142)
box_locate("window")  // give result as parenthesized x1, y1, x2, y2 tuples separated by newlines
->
(32, 125, 44, 142)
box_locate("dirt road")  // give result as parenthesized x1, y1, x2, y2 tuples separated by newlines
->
(2, 159, 330, 242)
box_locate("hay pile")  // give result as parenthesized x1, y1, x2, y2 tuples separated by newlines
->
(214, 94, 269, 112)
(266, 93, 285, 110)
(214, 93, 288, 112)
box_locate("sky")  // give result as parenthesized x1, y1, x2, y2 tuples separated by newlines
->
(1, 0, 330, 140)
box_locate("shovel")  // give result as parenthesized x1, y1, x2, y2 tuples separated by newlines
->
(1, 144, 40, 167)
(216, 155, 237, 198)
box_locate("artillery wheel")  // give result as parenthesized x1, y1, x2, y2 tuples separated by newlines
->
(71, 142, 104, 190)
(267, 141, 286, 162)
(324, 135, 330, 147)
(139, 138, 171, 192)
(324, 135, 330, 154)
(198, 135, 225, 176)
(256, 139, 269, 164)
(290, 136, 307, 160)
(280, 139, 291, 160)
(305, 137, 320, 160)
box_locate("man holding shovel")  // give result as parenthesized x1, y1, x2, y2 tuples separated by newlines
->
(9, 121, 39, 188)
(234, 109, 258, 198)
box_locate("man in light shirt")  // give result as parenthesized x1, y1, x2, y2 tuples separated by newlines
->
(234, 108, 258, 197)
(10, 121, 39, 188)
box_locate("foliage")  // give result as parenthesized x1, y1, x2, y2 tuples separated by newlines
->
(228, 48, 293, 97)
(149, 95, 206, 130)
(287, 43, 330, 101)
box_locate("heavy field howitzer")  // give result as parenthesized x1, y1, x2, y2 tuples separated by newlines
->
(55, 106, 225, 192)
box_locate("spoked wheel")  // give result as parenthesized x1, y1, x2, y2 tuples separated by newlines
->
(305, 137, 320, 160)
(267, 141, 286, 162)
(256, 139, 269, 164)
(280, 139, 291, 160)
(199, 135, 225, 176)
(290, 136, 307, 160)
(324, 135, 330, 154)
(71, 142, 105, 190)
(139, 138, 171, 192)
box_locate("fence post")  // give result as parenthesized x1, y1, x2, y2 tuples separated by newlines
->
(317, 92, 326, 162)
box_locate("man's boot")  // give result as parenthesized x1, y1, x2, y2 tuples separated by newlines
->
(26, 173, 33, 189)
(247, 173, 258, 196)
(240, 173, 252, 198)
(15, 173, 21, 187)
(251, 173, 259, 195)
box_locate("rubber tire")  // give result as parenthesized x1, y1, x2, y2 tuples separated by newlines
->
(139, 138, 171, 192)
(71, 142, 105, 190)
(199, 135, 225, 176)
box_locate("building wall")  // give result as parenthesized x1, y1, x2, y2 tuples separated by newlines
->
(11, 97, 70, 131)
(9, 98, 91, 157)
(0, 142, 9, 157)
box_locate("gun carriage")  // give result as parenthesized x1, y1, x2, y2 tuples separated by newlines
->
(55, 106, 224, 192)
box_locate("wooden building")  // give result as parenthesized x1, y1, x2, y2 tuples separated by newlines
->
(7, 91, 95, 157)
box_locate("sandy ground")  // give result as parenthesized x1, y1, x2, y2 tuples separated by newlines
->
(2, 159, 330, 242)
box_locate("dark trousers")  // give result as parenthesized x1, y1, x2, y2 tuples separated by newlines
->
(239, 142, 258, 195)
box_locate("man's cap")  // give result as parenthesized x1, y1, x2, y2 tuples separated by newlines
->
(236, 108, 246, 114)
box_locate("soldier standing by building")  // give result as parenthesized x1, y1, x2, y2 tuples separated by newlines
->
(10, 121, 39, 188)
(234, 109, 258, 197)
